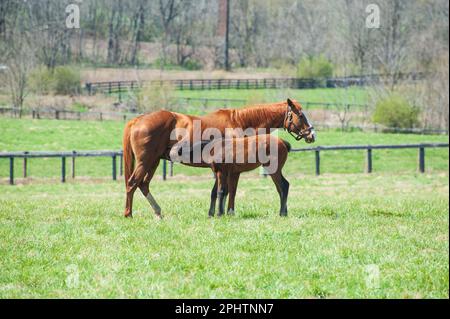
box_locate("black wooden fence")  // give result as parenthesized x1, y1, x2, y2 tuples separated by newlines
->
(85, 72, 426, 95)
(0, 150, 123, 185)
(1, 143, 447, 185)
(289, 143, 448, 175)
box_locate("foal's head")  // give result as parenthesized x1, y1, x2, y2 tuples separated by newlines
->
(284, 98, 316, 143)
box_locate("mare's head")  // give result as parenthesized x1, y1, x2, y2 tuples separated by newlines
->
(284, 98, 316, 143)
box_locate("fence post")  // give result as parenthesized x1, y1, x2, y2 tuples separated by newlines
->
(315, 148, 321, 176)
(61, 156, 66, 183)
(112, 155, 117, 181)
(72, 151, 76, 178)
(86, 83, 92, 95)
(9, 157, 14, 185)
(169, 161, 173, 177)
(418, 146, 425, 173)
(162, 159, 167, 180)
(119, 154, 123, 176)
(23, 154, 27, 178)
(366, 147, 372, 173)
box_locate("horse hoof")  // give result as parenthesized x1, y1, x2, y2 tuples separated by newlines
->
(227, 209, 235, 216)
(155, 214, 163, 220)
(124, 213, 133, 218)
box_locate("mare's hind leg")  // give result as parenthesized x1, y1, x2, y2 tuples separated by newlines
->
(124, 161, 147, 218)
(138, 160, 162, 219)
(269, 171, 289, 217)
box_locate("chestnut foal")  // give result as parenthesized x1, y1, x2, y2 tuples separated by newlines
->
(205, 134, 291, 217)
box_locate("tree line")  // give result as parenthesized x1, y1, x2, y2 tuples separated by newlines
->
(0, 0, 448, 130)
(0, 0, 447, 73)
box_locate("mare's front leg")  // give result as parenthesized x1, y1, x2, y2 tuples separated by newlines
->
(208, 178, 218, 217)
(227, 173, 240, 215)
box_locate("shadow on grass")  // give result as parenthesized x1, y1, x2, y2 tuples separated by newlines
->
(295, 207, 339, 219)
(368, 208, 406, 217)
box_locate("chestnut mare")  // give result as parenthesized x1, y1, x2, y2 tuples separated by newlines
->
(123, 98, 315, 218)
(205, 135, 292, 217)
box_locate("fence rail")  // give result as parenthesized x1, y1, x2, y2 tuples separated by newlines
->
(290, 143, 449, 175)
(1, 143, 448, 185)
(85, 72, 426, 95)
(0, 150, 123, 185)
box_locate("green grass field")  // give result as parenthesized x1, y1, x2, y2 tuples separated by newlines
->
(0, 174, 448, 298)
(109, 87, 371, 113)
(175, 87, 370, 107)
(0, 118, 448, 298)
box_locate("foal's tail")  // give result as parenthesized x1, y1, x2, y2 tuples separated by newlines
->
(123, 118, 139, 186)
(280, 139, 292, 152)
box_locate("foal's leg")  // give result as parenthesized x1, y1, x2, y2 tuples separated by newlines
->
(269, 171, 289, 216)
(138, 160, 162, 219)
(208, 178, 218, 217)
(227, 173, 240, 215)
(124, 161, 147, 218)
(216, 171, 227, 217)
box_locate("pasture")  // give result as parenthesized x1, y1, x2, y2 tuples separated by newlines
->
(106, 86, 371, 112)
(175, 87, 371, 107)
(0, 118, 448, 298)
(0, 173, 448, 298)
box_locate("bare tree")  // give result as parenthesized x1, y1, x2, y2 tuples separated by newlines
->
(374, 0, 412, 89)
(130, 0, 147, 66)
(157, 0, 182, 67)
(2, 31, 35, 115)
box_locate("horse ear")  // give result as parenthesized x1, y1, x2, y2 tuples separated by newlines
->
(287, 98, 294, 108)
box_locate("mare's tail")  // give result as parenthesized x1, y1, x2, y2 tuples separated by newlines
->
(123, 118, 139, 186)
